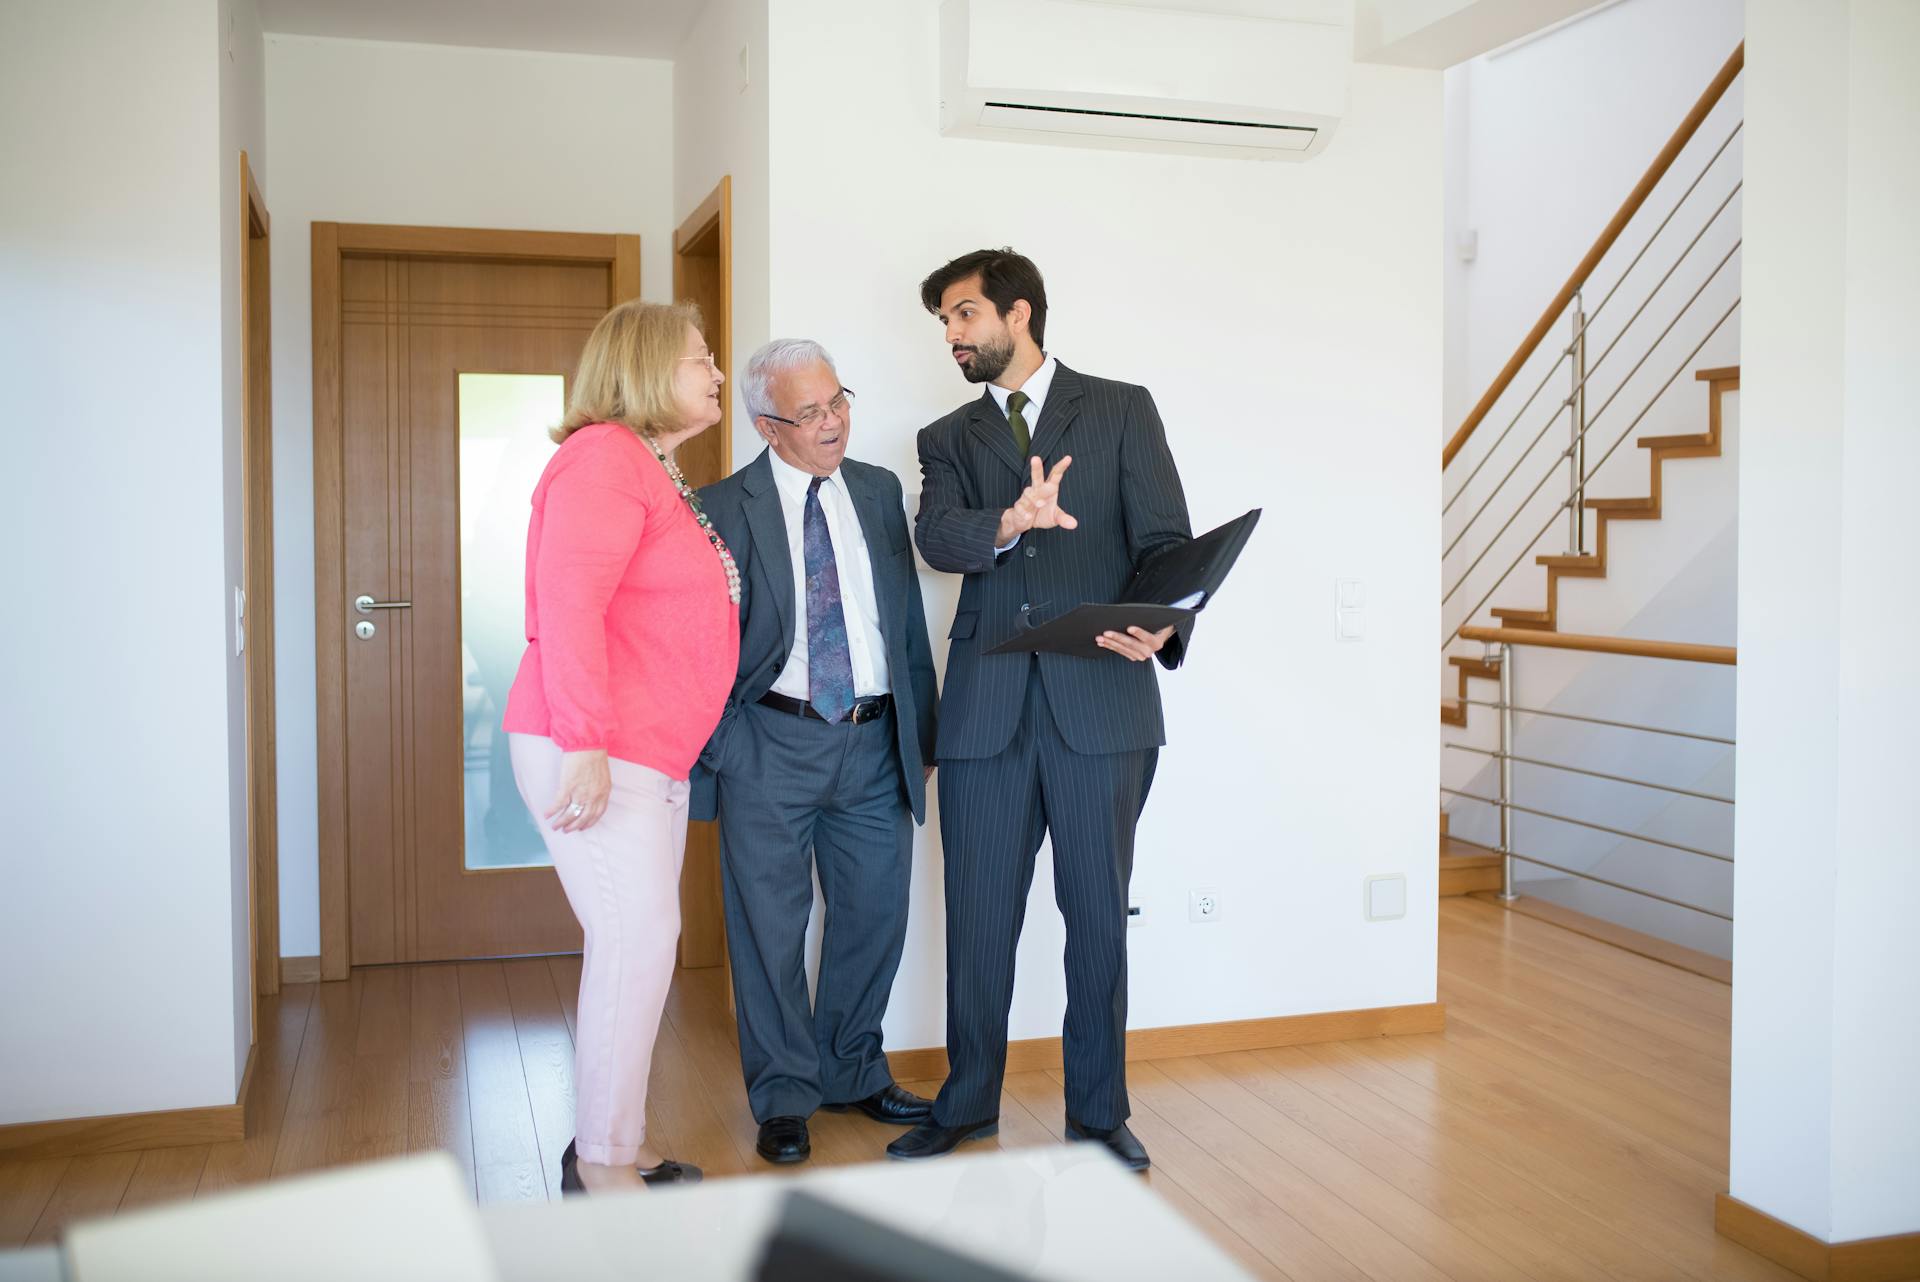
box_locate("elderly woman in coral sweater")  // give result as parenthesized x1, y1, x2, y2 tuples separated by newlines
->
(503, 300, 740, 1194)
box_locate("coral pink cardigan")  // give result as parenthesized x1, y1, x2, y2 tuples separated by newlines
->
(503, 423, 738, 780)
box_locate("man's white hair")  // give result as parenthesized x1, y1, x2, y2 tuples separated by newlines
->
(742, 338, 838, 421)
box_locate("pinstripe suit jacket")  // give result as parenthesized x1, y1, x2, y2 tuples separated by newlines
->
(914, 362, 1193, 761)
(689, 450, 940, 823)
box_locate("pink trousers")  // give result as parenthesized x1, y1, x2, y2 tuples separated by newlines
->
(510, 733, 688, 1166)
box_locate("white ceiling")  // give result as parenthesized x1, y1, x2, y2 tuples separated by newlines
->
(256, 0, 707, 61)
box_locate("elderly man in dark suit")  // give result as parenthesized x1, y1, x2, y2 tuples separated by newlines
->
(692, 339, 939, 1165)
(887, 249, 1192, 1171)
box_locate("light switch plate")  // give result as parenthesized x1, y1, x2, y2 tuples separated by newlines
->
(1365, 874, 1407, 921)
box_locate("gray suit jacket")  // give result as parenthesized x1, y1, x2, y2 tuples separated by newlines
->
(914, 362, 1192, 761)
(690, 449, 939, 822)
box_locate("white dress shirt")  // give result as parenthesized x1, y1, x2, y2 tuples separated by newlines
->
(988, 352, 1057, 432)
(766, 448, 890, 700)
(991, 354, 1058, 553)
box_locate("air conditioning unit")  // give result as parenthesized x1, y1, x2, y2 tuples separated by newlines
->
(939, 0, 1351, 162)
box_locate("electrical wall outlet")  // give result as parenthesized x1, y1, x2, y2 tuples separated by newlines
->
(1189, 888, 1222, 923)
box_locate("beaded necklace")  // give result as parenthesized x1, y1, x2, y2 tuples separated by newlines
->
(647, 437, 742, 604)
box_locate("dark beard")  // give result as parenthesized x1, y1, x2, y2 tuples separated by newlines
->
(956, 334, 1015, 384)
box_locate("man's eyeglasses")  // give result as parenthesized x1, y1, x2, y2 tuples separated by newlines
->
(762, 388, 856, 430)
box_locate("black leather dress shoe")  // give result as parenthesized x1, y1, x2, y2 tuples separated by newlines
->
(822, 1083, 934, 1125)
(1065, 1119, 1150, 1172)
(637, 1159, 703, 1187)
(885, 1116, 998, 1161)
(757, 1115, 811, 1164)
(560, 1139, 586, 1196)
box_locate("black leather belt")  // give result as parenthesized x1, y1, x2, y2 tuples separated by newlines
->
(757, 690, 892, 725)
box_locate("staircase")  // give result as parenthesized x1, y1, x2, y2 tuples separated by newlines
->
(1485, 367, 1738, 635)
(1436, 42, 1745, 925)
(1437, 367, 1738, 895)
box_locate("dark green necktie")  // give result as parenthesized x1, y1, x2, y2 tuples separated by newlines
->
(1007, 390, 1031, 456)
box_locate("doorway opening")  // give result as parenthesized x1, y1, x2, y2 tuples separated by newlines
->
(672, 176, 735, 971)
(240, 150, 279, 1021)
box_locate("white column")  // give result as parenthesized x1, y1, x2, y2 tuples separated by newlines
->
(1732, 0, 1920, 1244)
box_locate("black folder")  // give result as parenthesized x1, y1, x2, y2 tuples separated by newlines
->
(982, 508, 1261, 658)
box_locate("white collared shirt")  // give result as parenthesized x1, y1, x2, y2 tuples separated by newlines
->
(765, 448, 890, 700)
(990, 353, 1057, 553)
(988, 352, 1057, 430)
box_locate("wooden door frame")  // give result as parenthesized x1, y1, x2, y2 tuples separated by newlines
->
(671, 177, 734, 971)
(311, 223, 642, 982)
(673, 176, 733, 468)
(241, 151, 278, 1012)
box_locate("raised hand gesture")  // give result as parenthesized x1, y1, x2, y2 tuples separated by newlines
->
(995, 455, 1078, 546)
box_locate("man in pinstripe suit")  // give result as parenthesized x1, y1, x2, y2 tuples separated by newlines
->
(887, 249, 1192, 1171)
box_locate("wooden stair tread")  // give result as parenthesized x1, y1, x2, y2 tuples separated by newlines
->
(1439, 835, 1504, 896)
(1440, 836, 1501, 867)
(1584, 495, 1657, 512)
(1447, 656, 1501, 675)
(1694, 364, 1740, 383)
(1638, 432, 1714, 450)
(1536, 553, 1601, 571)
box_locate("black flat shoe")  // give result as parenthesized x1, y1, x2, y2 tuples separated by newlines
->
(559, 1139, 586, 1196)
(885, 1116, 998, 1161)
(1065, 1119, 1150, 1172)
(757, 1115, 811, 1164)
(637, 1159, 703, 1187)
(822, 1083, 934, 1125)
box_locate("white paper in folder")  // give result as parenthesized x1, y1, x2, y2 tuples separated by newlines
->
(63, 1152, 499, 1282)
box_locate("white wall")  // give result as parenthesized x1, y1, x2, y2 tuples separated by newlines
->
(264, 35, 678, 956)
(1731, 0, 1920, 1245)
(0, 0, 250, 1122)
(761, 0, 1442, 1048)
(673, 0, 771, 453)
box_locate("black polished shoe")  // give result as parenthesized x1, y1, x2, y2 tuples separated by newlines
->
(1065, 1119, 1150, 1172)
(822, 1083, 934, 1125)
(637, 1159, 703, 1187)
(756, 1115, 811, 1164)
(885, 1116, 998, 1161)
(559, 1139, 586, 1196)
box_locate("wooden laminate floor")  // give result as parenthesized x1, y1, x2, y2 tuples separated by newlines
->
(0, 897, 1797, 1280)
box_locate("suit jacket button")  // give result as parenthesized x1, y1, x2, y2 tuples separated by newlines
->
(1024, 545, 1037, 558)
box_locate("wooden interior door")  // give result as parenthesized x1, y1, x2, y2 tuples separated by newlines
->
(335, 246, 622, 964)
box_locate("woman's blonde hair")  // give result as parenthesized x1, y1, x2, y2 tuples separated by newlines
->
(552, 299, 706, 444)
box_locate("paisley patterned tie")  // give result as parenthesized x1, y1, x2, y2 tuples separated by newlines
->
(804, 476, 855, 723)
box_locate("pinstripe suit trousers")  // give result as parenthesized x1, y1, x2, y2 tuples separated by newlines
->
(934, 661, 1154, 1130)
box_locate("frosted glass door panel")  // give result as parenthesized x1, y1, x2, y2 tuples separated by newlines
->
(459, 373, 562, 871)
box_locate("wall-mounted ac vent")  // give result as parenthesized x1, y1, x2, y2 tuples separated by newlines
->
(940, 0, 1352, 162)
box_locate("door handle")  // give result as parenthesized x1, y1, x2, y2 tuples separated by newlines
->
(354, 594, 412, 615)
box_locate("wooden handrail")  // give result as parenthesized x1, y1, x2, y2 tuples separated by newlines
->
(1460, 625, 1735, 665)
(1441, 41, 1745, 470)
